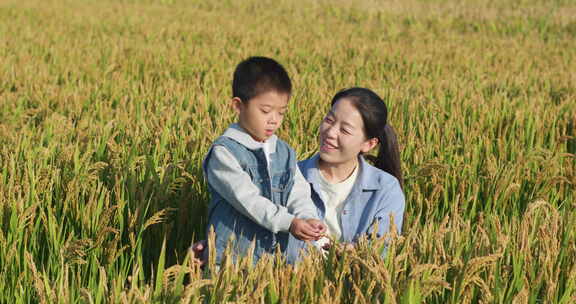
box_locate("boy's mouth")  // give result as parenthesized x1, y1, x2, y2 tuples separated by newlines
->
(265, 129, 274, 136)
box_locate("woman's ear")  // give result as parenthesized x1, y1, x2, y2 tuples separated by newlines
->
(231, 97, 243, 114)
(360, 137, 379, 153)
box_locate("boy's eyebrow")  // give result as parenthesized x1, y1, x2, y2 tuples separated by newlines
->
(260, 104, 288, 110)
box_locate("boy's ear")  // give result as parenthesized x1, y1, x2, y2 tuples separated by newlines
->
(231, 97, 243, 114)
(360, 137, 379, 153)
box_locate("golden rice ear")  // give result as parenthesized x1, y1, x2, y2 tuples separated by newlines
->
(206, 226, 217, 274)
(239, 238, 257, 269)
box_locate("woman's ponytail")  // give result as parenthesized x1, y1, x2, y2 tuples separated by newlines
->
(376, 125, 403, 188)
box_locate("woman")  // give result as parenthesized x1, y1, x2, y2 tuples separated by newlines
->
(285, 87, 404, 262)
(193, 87, 405, 264)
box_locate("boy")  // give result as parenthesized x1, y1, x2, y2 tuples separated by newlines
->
(203, 56, 325, 265)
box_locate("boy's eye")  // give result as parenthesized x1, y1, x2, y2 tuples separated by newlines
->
(279, 111, 286, 116)
(261, 109, 270, 114)
(342, 128, 351, 135)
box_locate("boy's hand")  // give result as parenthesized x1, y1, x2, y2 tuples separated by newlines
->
(189, 240, 208, 266)
(306, 219, 327, 235)
(289, 218, 324, 241)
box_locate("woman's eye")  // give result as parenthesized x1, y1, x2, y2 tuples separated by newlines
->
(261, 109, 270, 114)
(279, 111, 286, 116)
(342, 128, 351, 135)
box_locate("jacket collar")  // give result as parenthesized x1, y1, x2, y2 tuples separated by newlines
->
(222, 123, 278, 151)
(301, 153, 381, 191)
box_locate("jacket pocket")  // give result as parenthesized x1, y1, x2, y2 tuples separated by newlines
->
(271, 169, 294, 205)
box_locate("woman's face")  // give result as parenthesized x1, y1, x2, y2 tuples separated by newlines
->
(318, 98, 377, 166)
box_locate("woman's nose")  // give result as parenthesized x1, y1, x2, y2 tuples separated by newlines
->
(325, 125, 338, 138)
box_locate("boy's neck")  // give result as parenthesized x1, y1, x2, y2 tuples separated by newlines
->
(236, 122, 266, 143)
(317, 158, 358, 184)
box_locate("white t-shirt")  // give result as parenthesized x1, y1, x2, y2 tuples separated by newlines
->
(316, 164, 359, 241)
(262, 140, 273, 167)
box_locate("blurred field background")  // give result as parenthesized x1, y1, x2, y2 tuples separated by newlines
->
(1, 0, 575, 302)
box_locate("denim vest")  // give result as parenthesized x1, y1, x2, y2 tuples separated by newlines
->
(204, 136, 297, 264)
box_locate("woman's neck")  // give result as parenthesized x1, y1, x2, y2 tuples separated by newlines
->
(318, 157, 359, 184)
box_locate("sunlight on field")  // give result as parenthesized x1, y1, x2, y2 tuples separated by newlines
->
(0, 0, 575, 302)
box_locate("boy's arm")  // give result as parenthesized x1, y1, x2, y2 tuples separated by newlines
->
(205, 146, 294, 233)
(285, 167, 319, 220)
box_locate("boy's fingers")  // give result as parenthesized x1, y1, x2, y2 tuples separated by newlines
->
(293, 222, 323, 240)
(301, 228, 321, 239)
(296, 227, 316, 239)
(308, 221, 327, 234)
(296, 233, 312, 241)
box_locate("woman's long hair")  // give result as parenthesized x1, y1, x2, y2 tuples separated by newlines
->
(331, 87, 403, 188)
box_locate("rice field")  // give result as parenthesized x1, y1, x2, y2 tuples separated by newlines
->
(0, 0, 575, 302)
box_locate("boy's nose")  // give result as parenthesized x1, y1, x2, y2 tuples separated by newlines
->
(269, 113, 279, 124)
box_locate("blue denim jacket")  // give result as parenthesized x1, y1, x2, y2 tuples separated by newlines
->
(203, 124, 317, 264)
(285, 153, 405, 263)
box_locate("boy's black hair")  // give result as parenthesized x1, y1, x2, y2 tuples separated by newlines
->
(232, 57, 292, 102)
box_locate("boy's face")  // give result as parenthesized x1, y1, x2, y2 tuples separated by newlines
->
(233, 90, 289, 142)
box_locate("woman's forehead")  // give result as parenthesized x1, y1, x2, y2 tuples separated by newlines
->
(330, 98, 364, 128)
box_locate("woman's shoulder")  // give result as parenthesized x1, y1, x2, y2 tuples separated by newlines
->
(359, 160, 405, 213)
(359, 157, 402, 191)
(297, 154, 319, 172)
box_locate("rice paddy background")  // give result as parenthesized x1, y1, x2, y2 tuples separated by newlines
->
(0, 0, 575, 302)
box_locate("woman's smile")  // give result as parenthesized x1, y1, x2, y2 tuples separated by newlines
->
(320, 139, 338, 152)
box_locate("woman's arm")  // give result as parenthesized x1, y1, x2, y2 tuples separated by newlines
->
(373, 187, 405, 236)
(370, 176, 405, 238)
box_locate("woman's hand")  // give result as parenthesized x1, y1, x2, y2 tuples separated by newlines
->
(189, 240, 208, 266)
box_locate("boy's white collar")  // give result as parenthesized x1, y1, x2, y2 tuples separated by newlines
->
(222, 123, 278, 151)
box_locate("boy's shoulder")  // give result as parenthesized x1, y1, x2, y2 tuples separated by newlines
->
(211, 134, 293, 152)
(213, 124, 295, 154)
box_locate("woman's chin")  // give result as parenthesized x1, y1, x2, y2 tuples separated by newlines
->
(319, 151, 339, 163)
